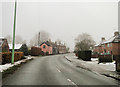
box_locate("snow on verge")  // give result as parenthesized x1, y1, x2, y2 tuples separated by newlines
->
(0, 56, 33, 72)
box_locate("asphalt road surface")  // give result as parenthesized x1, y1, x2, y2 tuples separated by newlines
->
(2, 54, 120, 86)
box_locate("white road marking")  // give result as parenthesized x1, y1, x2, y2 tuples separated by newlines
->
(57, 68, 61, 72)
(67, 79, 78, 86)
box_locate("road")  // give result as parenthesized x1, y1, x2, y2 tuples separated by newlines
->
(2, 54, 120, 86)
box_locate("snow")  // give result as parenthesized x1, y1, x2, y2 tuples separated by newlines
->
(65, 54, 116, 72)
(0, 56, 33, 72)
(9, 44, 22, 50)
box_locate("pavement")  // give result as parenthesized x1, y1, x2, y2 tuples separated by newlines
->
(65, 53, 120, 81)
(2, 54, 120, 86)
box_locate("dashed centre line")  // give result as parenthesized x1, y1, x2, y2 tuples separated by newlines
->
(57, 68, 61, 72)
(67, 79, 78, 87)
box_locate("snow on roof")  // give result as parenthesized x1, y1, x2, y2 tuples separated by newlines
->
(95, 35, 120, 47)
(0, 37, 5, 39)
(9, 44, 22, 50)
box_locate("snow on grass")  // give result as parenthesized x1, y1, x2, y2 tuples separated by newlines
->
(0, 56, 33, 72)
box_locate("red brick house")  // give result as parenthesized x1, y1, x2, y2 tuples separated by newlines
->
(0, 38, 9, 52)
(94, 32, 120, 56)
(57, 45, 67, 54)
(40, 41, 52, 55)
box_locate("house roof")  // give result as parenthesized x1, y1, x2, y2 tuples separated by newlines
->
(0, 38, 7, 48)
(95, 34, 120, 47)
(40, 41, 51, 46)
(9, 44, 22, 50)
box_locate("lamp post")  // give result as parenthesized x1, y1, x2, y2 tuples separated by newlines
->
(12, 0, 17, 64)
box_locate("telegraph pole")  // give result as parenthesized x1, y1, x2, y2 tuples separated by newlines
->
(12, 0, 17, 64)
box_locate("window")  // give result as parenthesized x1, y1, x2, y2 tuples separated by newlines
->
(107, 43, 109, 47)
(108, 51, 110, 54)
(43, 45, 46, 48)
(111, 43, 112, 47)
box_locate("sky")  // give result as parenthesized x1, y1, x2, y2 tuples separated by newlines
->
(1, 0, 119, 51)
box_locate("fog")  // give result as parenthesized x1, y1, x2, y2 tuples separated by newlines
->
(1, 0, 119, 51)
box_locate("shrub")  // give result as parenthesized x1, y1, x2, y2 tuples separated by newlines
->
(30, 47, 41, 56)
(98, 55, 113, 63)
(2, 52, 24, 64)
(20, 44, 29, 56)
(77, 50, 91, 61)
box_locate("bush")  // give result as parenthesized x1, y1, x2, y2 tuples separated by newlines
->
(115, 55, 120, 72)
(30, 47, 41, 56)
(98, 55, 113, 63)
(76, 50, 91, 61)
(20, 44, 29, 56)
(2, 52, 24, 64)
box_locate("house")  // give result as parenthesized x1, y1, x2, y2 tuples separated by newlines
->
(0, 37, 9, 64)
(94, 32, 120, 56)
(40, 41, 52, 55)
(57, 44, 67, 54)
(0, 37, 9, 52)
(9, 44, 22, 52)
(48, 41, 59, 54)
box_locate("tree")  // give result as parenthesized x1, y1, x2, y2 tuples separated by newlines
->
(15, 35, 23, 44)
(20, 44, 29, 56)
(29, 30, 50, 47)
(5, 35, 12, 44)
(74, 33, 96, 51)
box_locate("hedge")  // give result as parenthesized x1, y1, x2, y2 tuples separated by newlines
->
(2, 52, 24, 64)
(76, 50, 92, 61)
(30, 47, 41, 56)
(115, 55, 120, 72)
(98, 55, 113, 63)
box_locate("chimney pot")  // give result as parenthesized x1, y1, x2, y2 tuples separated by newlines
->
(114, 32, 119, 36)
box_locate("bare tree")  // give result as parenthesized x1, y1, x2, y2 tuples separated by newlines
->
(55, 39, 62, 45)
(39, 30, 50, 43)
(29, 30, 50, 47)
(74, 33, 96, 51)
(15, 35, 23, 44)
(5, 35, 12, 44)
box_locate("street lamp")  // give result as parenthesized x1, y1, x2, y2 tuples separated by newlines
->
(12, 0, 17, 64)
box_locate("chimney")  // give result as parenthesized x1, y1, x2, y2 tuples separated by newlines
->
(55, 41, 57, 45)
(114, 32, 119, 36)
(101, 37, 105, 41)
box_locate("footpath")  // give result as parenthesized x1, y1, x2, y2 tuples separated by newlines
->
(65, 53, 120, 81)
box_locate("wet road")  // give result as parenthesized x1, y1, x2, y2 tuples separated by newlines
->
(2, 54, 119, 86)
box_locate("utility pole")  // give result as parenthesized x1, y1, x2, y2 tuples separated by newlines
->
(12, 0, 17, 64)
(38, 32, 40, 46)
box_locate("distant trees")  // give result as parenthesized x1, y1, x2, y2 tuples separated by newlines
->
(5, 35, 26, 44)
(15, 35, 24, 44)
(74, 33, 96, 51)
(5, 35, 12, 44)
(29, 30, 50, 47)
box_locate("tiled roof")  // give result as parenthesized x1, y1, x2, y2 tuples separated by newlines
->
(40, 41, 51, 46)
(95, 34, 120, 47)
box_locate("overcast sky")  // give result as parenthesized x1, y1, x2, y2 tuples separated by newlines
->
(1, 0, 119, 51)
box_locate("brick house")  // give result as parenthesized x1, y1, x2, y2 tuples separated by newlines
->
(40, 41, 52, 55)
(94, 32, 120, 56)
(0, 38, 9, 64)
(0, 38, 9, 52)
(57, 45, 67, 54)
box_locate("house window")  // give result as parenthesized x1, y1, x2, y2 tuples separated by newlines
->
(108, 51, 110, 54)
(43, 45, 46, 48)
(107, 43, 109, 47)
(111, 43, 112, 47)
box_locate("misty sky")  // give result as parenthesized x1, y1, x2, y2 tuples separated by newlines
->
(1, 0, 119, 51)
